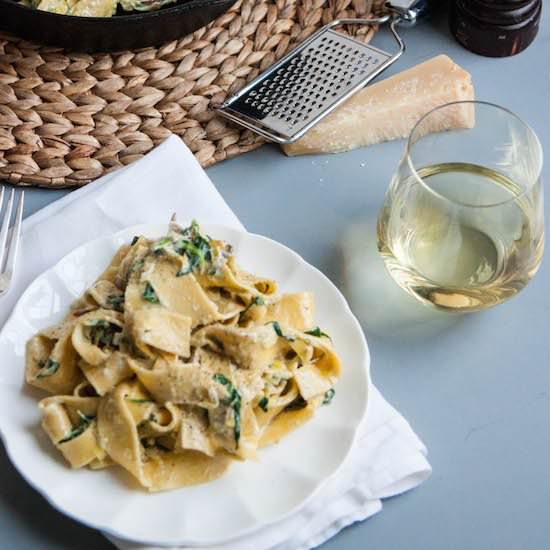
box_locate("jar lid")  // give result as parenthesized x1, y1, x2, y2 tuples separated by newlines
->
(450, 0, 542, 57)
(462, 0, 540, 26)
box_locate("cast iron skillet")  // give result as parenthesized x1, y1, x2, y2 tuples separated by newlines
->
(0, 0, 238, 52)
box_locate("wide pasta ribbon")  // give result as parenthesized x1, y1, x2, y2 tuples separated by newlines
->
(25, 221, 341, 491)
(97, 381, 230, 491)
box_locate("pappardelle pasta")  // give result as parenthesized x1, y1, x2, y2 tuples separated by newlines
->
(25, 220, 340, 491)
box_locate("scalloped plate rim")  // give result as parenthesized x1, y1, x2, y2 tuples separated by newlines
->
(0, 222, 370, 546)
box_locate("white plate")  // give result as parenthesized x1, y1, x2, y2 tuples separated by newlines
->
(0, 223, 369, 546)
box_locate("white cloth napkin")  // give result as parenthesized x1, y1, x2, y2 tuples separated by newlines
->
(0, 135, 431, 550)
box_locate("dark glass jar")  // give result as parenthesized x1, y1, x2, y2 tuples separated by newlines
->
(450, 0, 543, 57)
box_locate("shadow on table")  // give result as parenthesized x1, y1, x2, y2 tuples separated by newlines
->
(338, 218, 465, 343)
(0, 442, 113, 550)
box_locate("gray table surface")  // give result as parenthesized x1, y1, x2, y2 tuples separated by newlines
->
(2, 6, 549, 550)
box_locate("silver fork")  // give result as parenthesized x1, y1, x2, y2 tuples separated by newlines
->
(0, 186, 25, 297)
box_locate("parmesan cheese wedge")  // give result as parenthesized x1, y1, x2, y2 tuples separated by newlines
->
(282, 55, 475, 156)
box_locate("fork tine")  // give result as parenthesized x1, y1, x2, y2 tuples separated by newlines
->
(3, 191, 25, 283)
(0, 188, 14, 270)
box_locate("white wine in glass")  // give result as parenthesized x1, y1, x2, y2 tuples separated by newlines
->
(378, 102, 544, 312)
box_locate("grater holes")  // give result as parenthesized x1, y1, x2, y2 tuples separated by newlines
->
(226, 34, 393, 136)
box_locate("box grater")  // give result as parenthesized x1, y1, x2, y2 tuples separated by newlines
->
(217, 1, 432, 144)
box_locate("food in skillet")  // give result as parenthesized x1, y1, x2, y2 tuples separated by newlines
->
(25, 220, 341, 491)
(18, 0, 179, 17)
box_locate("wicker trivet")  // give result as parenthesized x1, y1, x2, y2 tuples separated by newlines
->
(0, 0, 385, 189)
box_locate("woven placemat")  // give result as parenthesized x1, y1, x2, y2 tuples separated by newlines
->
(0, 0, 385, 188)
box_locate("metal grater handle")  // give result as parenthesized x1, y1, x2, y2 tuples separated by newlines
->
(326, 17, 405, 57)
(386, 0, 434, 25)
(217, 10, 419, 144)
